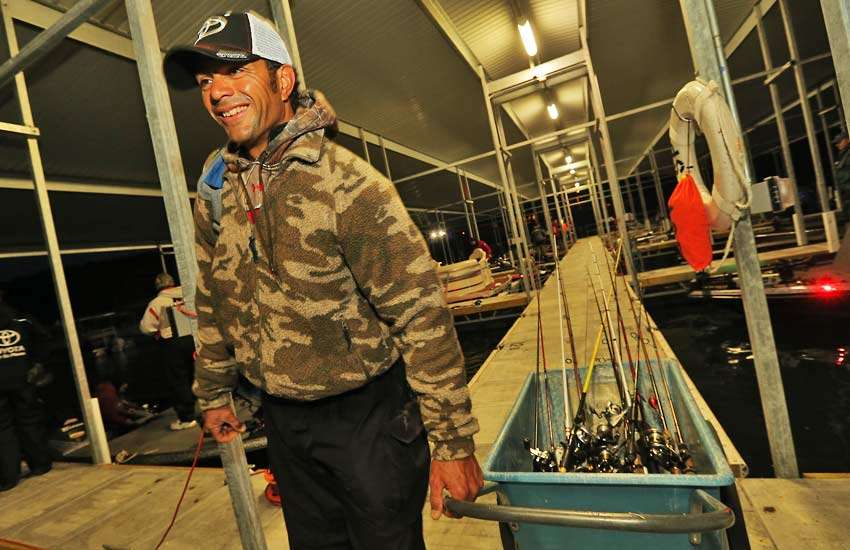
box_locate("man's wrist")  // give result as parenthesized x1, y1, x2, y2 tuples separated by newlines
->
(197, 393, 231, 411)
(431, 436, 475, 461)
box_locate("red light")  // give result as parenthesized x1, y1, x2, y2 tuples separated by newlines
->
(814, 277, 840, 296)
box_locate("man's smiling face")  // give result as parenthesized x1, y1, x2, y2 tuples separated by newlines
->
(195, 59, 293, 158)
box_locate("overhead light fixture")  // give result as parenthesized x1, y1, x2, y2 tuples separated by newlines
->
(547, 102, 559, 120)
(570, 168, 576, 175)
(518, 20, 538, 57)
(574, 182, 580, 188)
(565, 154, 573, 164)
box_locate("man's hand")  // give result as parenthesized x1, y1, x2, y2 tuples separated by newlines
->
(429, 455, 484, 520)
(203, 405, 246, 443)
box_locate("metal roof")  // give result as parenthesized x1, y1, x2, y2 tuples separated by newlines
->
(0, 0, 839, 249)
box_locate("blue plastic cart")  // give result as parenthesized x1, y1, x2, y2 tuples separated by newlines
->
(446, 361, 735, 549)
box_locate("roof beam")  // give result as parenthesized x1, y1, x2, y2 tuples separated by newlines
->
(0, 176, 196, 198)
(7, 0, 135, 59)
(0, 0, 114, 87)
(11, 0, 500, 197)
(0, 120, 39, 138)
(487, 50, 587, 104)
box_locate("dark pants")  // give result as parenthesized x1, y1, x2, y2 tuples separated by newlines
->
(0, 384, 52, 487)
(162, 335, 196, 421)
(263, 361, 430, 550)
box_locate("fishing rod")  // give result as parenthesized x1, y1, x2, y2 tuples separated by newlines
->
(591, 246, 631, 409)
(524, 257, 561, 472)
(641, 302, 695, 473)
(546, 237, 575, 443)
(555, 268, 582, 404)
(560, 241, 625, 472)
(600, 246, 649, 469)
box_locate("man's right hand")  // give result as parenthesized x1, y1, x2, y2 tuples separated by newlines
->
(203, 405, 246, 443)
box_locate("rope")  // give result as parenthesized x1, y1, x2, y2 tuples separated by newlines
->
(154, 428, 206, 550)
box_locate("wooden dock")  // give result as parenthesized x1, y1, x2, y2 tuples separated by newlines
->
(4, 236, 848, 548)
(449, 291, 530, 317)
(639, 242, 833, 288)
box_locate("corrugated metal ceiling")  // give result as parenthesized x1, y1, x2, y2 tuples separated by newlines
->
(5, 0, 840, 242)
(437, 0, 580, 81)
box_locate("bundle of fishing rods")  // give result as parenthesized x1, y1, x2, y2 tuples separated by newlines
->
(524, 239, 695, 476)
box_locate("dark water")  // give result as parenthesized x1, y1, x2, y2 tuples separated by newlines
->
(646, 294, 850, 477)
(456, 318, 516, 381)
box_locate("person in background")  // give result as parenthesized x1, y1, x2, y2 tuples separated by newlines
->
(0, 300, 52, 491)
(139, 273, 197, 430)
(832, 131, 850, 214)
(531, 223, 550, 263)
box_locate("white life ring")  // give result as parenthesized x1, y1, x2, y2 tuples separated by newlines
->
(668, 79, 750, 232)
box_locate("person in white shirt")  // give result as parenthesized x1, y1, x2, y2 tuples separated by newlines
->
(139, 273, 197, 430)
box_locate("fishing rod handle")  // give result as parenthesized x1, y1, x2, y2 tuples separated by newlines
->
(445, 484, 734, 535)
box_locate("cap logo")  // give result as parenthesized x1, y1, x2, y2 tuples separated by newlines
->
(196, 16, 227, 44)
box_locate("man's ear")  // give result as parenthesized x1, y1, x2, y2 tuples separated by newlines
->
(277, 65, 296, 101)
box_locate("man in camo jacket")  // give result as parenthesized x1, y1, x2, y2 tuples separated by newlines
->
(164, 11, 481, 548)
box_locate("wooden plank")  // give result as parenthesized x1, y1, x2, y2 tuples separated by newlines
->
(639, 242, 832, 287)
(449, 292, 530, 316)
(0, 465, 132, 534)
(802, 472, 850, 479)
(56, 467, 225, 549)
(129, 473, 289, 550)
(734, 480, 778, 549)
(739, 479, 850, 549)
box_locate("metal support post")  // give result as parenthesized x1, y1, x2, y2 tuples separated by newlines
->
(649, 151, 669, 231)
(463, 172, 482, 242)
(587, 169, 604, 236)
(635, 173, 650, 230)
(816, 88, 841, 211)
(821, 0, 850, 271)
(0, 0, 112, 87)
(268, 0, 306, 90)
(0, 0, 110, 465)
(624, 177, 636, 224)
(358, 127, 371, 164)
(379, 135, 392, 179)
(478, 65, 531, 295)
(778, 0, 836, 250)
(496, 193, 515, 264)
(755, 1, 806, 249)
(680, 0, 799, 479)
(494, 113, 534, 278)
(126, 1, 269, 546)
(588, 133, 611, 234)
(562, 186, 577, 242)
(549, 178, 569, 248)
(458, 171, 474, 239)
(533, 156, 558, 261)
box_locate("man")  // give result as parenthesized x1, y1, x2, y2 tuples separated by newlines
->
(0, 300, 52, 491)
(163, 12, 481, 548)
(139, 273, 197, 430)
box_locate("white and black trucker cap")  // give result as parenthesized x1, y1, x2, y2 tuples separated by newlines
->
(164, 11, 292, 89)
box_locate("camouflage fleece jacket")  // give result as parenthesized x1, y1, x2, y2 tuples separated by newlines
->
(192, 93, 479, 460)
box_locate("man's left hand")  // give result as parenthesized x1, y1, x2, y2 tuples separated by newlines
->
(428, 455, 484, 520)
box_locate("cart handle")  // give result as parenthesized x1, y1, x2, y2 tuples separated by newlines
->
(444, 483, 734, 535)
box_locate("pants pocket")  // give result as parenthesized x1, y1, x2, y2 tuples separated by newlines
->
(383, 400, 430, 519)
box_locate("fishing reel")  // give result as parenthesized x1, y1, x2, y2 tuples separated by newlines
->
(523, 438, 559, 472)
(644, 428, 681, 472)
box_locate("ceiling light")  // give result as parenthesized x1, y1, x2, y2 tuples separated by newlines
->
(565, 155, 572, 164)
(570, 169, 576, 175)
(518, 20, 538, 57)
(574, 182, 580, 188)
(547, 102, 559, 120)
